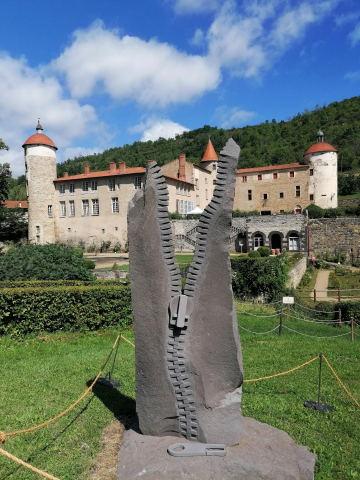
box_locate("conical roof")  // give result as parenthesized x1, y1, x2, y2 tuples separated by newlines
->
(201, 139, 218, 162)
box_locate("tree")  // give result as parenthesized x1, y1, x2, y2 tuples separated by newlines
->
(0, 138, 9, 151)
(0, 163, 11, 205)
(0, 207, 28, 242)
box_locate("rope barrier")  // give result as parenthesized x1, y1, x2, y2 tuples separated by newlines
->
(287, 313, 340, 324)
(243, 355, 319, 383)
(0, 447, 60, 480)
(238, 324, 280, 335)
(282, 325, 352, 339)
(0, 334, 121, 444)
(121, 335, 135, 348)
(236, 310, 281, 318)
(293, 302, 339, 314)
(322, 355, 360, 409)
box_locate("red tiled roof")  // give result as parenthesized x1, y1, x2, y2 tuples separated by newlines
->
(22, 133, 57, 150)
(163, 174, 194, 186)
(54, 167, 146, 182)
(3, 200, 28, 208)
(304, 142, 337, 155)
(201, 140, 218, 162)
(237, 163, 307, 175)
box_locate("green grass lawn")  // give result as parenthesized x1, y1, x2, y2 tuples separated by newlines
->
(328, 269, 360, 299)
(1, 305, 359, 479)
(339, 192, 360, 200)
(296, 268, 320, 304)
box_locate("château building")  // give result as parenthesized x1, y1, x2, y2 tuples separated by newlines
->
(24, 123, 337, 250)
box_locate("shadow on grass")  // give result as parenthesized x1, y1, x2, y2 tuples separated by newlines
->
(87, 379, 136, 418)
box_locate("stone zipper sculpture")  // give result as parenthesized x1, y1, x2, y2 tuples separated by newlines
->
(128, 138, 243, 445)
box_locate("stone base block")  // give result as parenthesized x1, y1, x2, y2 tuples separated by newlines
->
(116, 417, 316, 480)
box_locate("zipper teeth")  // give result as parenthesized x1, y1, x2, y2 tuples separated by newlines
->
(183, 157, 229, 297)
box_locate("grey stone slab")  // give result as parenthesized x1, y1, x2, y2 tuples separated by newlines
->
(117, 417, 316, 480)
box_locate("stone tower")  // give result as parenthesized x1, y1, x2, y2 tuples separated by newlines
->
(23, 121, 57, 244)
(303, 131, 338, 209)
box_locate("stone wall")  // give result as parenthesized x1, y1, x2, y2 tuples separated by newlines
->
(287, 257, 307, 289)
(309, 218, 360, 258)
(338, 198, 360, 208)
(92, 269, 127, 280)
(171, 215, 307, 253)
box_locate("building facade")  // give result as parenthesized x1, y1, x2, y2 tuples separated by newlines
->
(24, 125, 337, 250)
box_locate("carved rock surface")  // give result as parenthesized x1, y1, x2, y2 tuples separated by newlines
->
(116, 417, 316, 480)
(128, 139, 243, 444)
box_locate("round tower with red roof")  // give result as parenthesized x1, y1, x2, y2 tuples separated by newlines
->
(23, 121, 57, 243)
(303, 130, 338, 209)
(201, 139, 218, 195)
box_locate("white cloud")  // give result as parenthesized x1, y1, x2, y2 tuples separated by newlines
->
(190, 28, 205, 46)
(215, 106, 256, 129)
(51, 21, 221, 108)
(349, 23, 360, 45)
(60, 146, 103, 163)
(173, 0, 222, 14)
(0, 53, 98, 177)
(344, 70, 360, 81)
(129, 118, 189, 142)
(334, 12, 360, 27)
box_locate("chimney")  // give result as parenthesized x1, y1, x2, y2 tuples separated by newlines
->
(179, 154, 186, 181)
(119, 161, 126, 174)
(63, 172, 68, 178)
(84, 165, 90, 175)
(110, 162, 116, 173)
(148, 159, 154, 164)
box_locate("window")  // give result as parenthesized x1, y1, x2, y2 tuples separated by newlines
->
(36, 226, 40, 234)
(263, 193, 268, 200)
(102, 229, 105, 233)
(290, 171, 294, 178)
(68, 228, 71, 232)
(258, 175, 262, 181)
(261, 211, 271, 216)
(59, 184, 65, 196)
(82, 181, 88, 193)
(310, 194, 314, 201)
(179, 200, 194, 214)
(196, 195, 199, 206)
(82, 200, 89, 216)
(289, 233, 300, 251)
(48, 205, 53, 217)
(115, 227, 118, 231)
(36, 235, 40, 244)
(69, 200, 75, 217)
(195, 179, 199, 190)
(134, 176, 141, 189)
(213, 179, 216, 185)
(91, 180, 97, 192)
(253, 234, 264, 250)
(112, 197, 119, 213)
(212, 163, 216, 170)
(204, 189, 208, 200)
(109, 179, 115, 191)
(273, 173, 278, 180)
(279, 192, 284, 199)
(280, 210, 284, 213)
(92, 199, 99, 215)
(310, 169, 313, 176)
(205, 178, 208, 184)
(60, 201, 66, 217)
(176, 184, 179, 194)
(242, 176, 247, 183)
(296, 186, 300, 197)
(187, 187, 190, 197)
(69, 183, 75, 195)
(180, 185, 183, 195)
(248, 190, 252, 201)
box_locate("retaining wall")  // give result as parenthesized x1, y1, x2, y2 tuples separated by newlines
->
(287, 257, 307, 289)
(309, 218, 360, 258)
(92, 270, 127, 280)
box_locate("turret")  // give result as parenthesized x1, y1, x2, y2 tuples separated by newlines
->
(22, 121, 57, 243)
(304, 131, 337, 209)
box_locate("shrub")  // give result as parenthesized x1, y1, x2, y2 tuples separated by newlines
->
(84, 259, 95, 270)
(299, 270, 312, 287)
(231, 253, 290, 301)
(248, 250, 261, 258)
(328, 271, 340, 289)
(303, 204, 325, 219)
(168, 212, 183, 220)
(324, 207, 345, 218)
(73, 247, 84, 258)
(257, 246, 271, 257)
(0, 244, 95, 281)
(0, 284, 132, 338)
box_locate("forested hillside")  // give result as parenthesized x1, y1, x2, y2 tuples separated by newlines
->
(57, 95, 360, 177)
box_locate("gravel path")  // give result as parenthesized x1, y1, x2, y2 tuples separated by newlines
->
(311, 270, 336, 302)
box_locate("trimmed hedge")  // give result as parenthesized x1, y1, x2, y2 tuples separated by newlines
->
(0, 284, 132, 338)
(315, 300, 360, 326)
(231, 254, 290, 301)
(0, 279, 125, 289)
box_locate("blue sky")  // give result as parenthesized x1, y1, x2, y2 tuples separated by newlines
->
(0, 0, 359, 177)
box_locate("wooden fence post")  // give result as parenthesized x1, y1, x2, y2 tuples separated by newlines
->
(351, 317, 354, 343)
(314, 289, 316, 303)
(287, 303, 289, 321)
(279, 311, 283, 337)
(338, 288, 341, 302)
(339, 309, 341, 329)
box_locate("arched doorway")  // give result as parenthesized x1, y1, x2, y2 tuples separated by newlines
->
(236, 233, 247, 253)
(271, 233, 282, 251)
(295, 205, 302, 214)
(253, 233, 264, 250)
